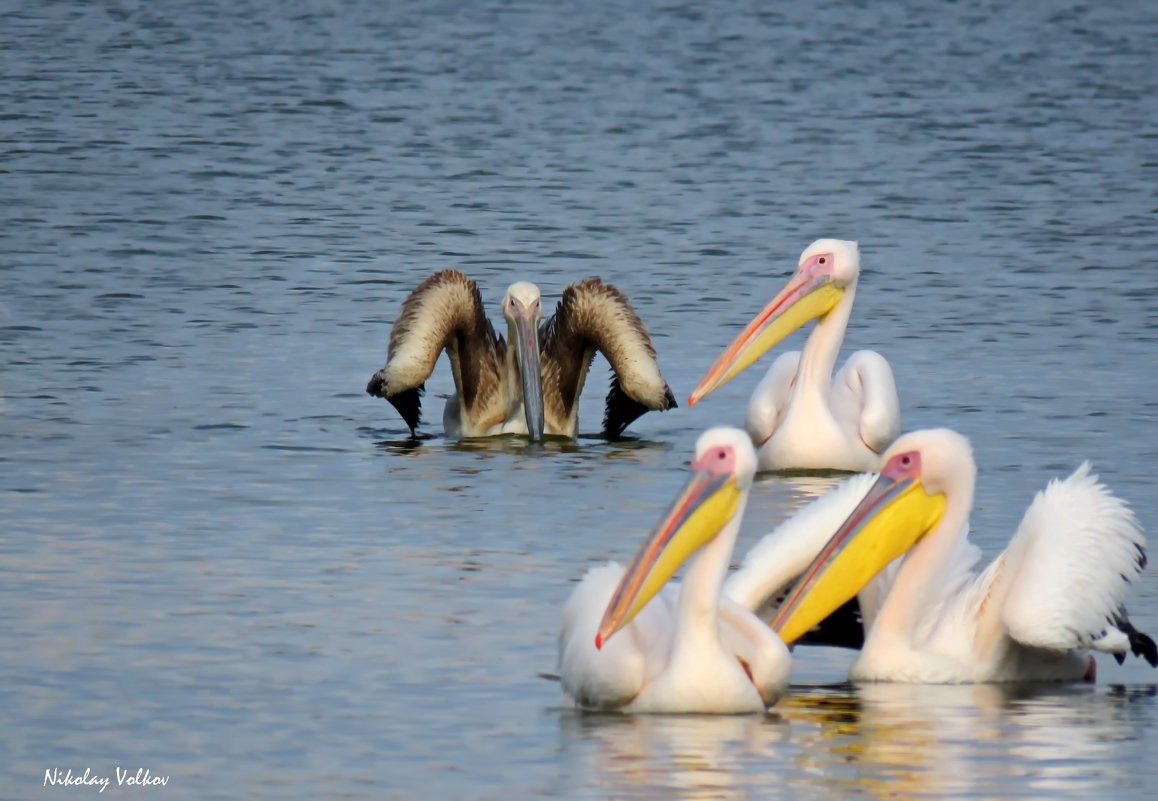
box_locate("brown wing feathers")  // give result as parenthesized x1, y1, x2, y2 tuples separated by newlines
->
(541, 278, 676, 438)
(369, 273, 673, 438)
(366, 270, 502, 434)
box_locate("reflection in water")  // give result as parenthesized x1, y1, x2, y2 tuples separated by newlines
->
(782, 682, 1157, 799)
(738, 472, 850, 552)
(453, 434, 583, 455)
(557, 684, 1156, 800)
(368, 430, 673, 463)
(593, 437, 676, 462)
(558, 710, 789, 800)
(774, 473, 851, 504)
(367, 434, 433, 455)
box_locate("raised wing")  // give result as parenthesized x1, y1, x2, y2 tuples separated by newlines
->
(365, 270, 504, 434)
(830, 349, 901, 455)
(540, 278, 675, 437)
(981, 463, 1154, 665)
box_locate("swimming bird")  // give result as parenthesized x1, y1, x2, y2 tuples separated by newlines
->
(366, 270, 676, 440)
(767, 428, 1157, 683)
(558, 427, 791, 713)
(688, 239, 900, 472)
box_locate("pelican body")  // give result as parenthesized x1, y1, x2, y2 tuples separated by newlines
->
(689, 239, 900, 472)
(768, 429, 1157, 683)
(558, 428, 791, 713)
(366, 270, 676, 440)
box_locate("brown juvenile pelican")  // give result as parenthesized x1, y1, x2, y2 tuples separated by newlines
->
(365, 270, 677, 440)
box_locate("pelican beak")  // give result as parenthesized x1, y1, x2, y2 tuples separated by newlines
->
(595, 470, 743, 649)
(688, 271, 844, 405)
(769, 465, 946, 645)
(510, 306, 545, 441)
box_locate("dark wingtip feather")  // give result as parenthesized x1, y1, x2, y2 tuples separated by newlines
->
(384, 384, 424, 436)
(602, 376, 679, 439)
(366, 370, 386, 397)
(1133, 630, 1158, 667)
(602, 373, 651, 439)
(1114, 612, 1158, 668)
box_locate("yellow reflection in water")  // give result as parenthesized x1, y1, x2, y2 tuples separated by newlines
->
(558, 682, 1155, 800)
(784, 682, 1152, 799)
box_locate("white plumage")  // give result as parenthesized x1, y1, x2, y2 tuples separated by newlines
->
(559, 564, 674, 710)
(996, 463, 1143, 655)
(763, 429, 1156, 683)
(691, 239, 900, 472)
(557, 428, 791, 713)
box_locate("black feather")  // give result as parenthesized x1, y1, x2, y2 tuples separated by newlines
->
(387, 384, 425, 436)
(602, 374, 649, 439)
(1128, 628, 1158, 668)
(1113, 611, 1158, 668)
(797, 596, 865, 650)
(366, 370, 386, 397)
(601, 377, 676, 439)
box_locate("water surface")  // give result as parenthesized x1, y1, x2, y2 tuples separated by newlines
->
(2, 1, 1156, 798)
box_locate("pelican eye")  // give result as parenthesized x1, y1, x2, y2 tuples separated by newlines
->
(900, 454, 913, 468)
(818, 257, 826, 265)
(694, 443, 736, 473)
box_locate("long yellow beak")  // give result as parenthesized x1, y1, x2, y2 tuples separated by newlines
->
(688, 273, 844, 405)
(595, 470, 742, 649)
(769, 472, 946, 645)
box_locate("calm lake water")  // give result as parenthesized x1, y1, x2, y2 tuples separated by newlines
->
(3, 0, 1156, 798)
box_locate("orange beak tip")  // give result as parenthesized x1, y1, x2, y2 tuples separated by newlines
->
(594, 633, 604, 650)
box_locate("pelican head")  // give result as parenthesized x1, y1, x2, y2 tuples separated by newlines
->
(689, 239, 860, 405)
(595, 427, 756, 649)
(502, 282, 545, 441)
(770, 429, 965, 644)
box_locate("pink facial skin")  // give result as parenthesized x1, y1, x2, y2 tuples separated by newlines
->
(693, 444, 736, 475)
(881, 450, 922, 481)
(797, 252, 836, 278)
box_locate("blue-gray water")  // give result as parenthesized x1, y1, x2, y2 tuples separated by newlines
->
(3, 1, 1156, 798)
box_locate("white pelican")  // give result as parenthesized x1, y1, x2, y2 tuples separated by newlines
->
(768, 428, 1157, 683)
(366, 270, 676, 440)
(688, 239, 900, 472)
(558, 427, 791, 713)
